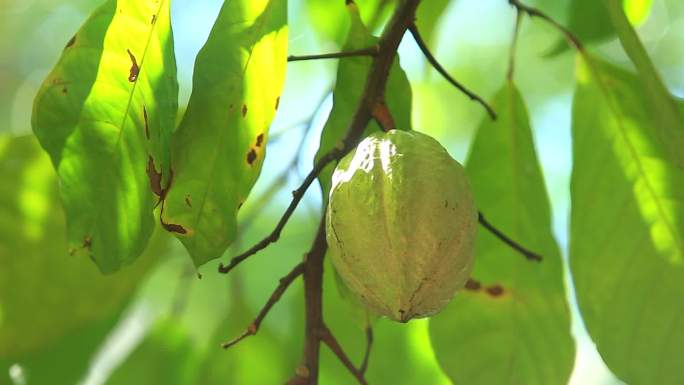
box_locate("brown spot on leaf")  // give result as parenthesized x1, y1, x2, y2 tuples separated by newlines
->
(83, 236, 92, 250)
(127, 49, 140, 82)
(150, 14, 157, 24)
(486, 284, 505, 297)
(61, 87, 68, 94)
(256, 133, 264, 147)
(464, 279, 481, 291)
(162, 222, 187, 234)
(237, 201, 244, 210)
(241, 104, 248, 117)
(65, 35, 76, 49)
(275, 96, 280, 110)
(146, 156, 163, 197)
(185, 195, 192, 207)
(143, 106, 150, 139)
(246, 149, 257, 165)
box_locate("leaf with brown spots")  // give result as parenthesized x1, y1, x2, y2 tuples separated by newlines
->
(430, 83, 574, 385)
(162, 0, 287, 267)
(31, 0, 178, 273)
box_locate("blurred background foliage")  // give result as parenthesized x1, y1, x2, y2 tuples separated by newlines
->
(1, 0, 683, 384)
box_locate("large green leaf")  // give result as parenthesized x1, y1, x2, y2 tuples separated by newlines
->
(161, 0, 288, 266)
(315, 3, 412, 198)
(430, 83, 574, 385)
(305, 0, 394, 45)
(571, 53, 684, 384)
(31, 0, 178, 273)
(0, 135, 162, 359)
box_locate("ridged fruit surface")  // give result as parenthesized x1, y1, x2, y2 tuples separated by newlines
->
(326, 130, 477, 322)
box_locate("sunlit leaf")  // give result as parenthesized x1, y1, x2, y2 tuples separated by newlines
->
(315, 2, 412, 198)
(548, 0, 653, 56)
(161, 0, 288, 266)
(430, 83, 575, 385)
(31, 0, 178, 273)
(571, 53, 684, 385)
(305, 0, 394, 45)
(415, 0, 450, 48)
(0, 135, 163, 359)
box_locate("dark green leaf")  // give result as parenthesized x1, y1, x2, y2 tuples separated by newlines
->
(31, 0, 178, 272)
(430, 83, 574, 385)
(315, 3, 412, 198)
(571, 53, 684, 385)
(0, 134, 162, 358)
(162, 0, 288, 266)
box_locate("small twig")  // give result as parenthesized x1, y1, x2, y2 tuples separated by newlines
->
(360, 326, 373, 375)
(408, 23, 497, 120)
(507, 9, 523, 81)
(218, 147, 345, 275)
(319, 326, 369, 385)
(222, 262, 305, 349)
(288, 46, 380, 62)
(478, 211, 542, 262)
(507, 0, 583, 51)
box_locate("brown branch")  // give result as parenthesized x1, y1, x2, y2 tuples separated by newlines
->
(221, 262, 305, 349)
(218, 147, 344, 275)
(360, 326, 373, 374)
(408, 24, 497, 120)
(288, 46, 379, 62)
(507, 0, 583, 51)
(319, 326, 369, 385)
(478, 211, 542, 262)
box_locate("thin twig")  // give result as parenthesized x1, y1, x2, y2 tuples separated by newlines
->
(319, 326, 369, 385)
(288, 46, 380, 62)
(507, 9, 523, 81)
(507, 0, 583, 51)
(408, 23, 497, 120)
(218, 147, 345, 275)
(360, 326, 373, 375)
(478, 211, 542, 262)
(222, 262, 305, 349)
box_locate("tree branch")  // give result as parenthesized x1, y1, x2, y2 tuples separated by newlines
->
(319, 326, 369, 385)
(288, 46, 379, 62)
(507, 0, 583, 51)
(478, 211, 542, 262)
(408, 24, 497, 120)
(221, 262, 305, 349)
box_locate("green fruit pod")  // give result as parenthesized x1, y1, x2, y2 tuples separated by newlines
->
(326, 130, 477, 322)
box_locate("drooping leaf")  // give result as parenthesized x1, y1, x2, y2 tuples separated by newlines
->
(548, 0, 653, 56)
(31, 0, 178, 273)
(161, 0, 288, 266)
(0, 135, 163, 359)
(316, 3, 412, 198)
(571, 53, 684, 385)
(430, 83, 575, 385)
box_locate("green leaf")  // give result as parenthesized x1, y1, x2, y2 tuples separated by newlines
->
(31, 0, 178, 273)
(106, 320, 201, 385)
(415, 0, 450, 48)
(571, 54, 684, 385)
(161, 0, 288, 266)
(316, 3, 412, 198)
(548, 0, 653, 56)
(429, 83, 575, 385)
(305, 0, 394, 45)
(0, 135, 162, 358)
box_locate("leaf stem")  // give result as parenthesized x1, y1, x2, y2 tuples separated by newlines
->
(288, 46, 379, 62)
(408, 23, 497, 120)
(507, 9, 523, 81)
(478, 211, 542, 262)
